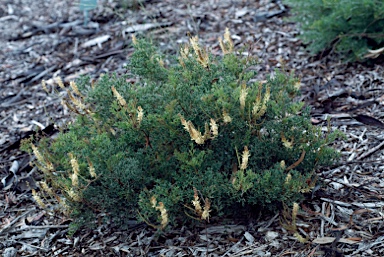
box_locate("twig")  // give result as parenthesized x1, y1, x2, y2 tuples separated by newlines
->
(356, 140, 384, 160)
(18, 241, 49, 252)
(286, 150, 306, 171)
(221, 238, 246, 257)
(0, 209, 35, 235)
(10, 224, 69, 232)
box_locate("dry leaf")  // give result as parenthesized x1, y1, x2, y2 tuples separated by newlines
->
(313, 237, 359, 244)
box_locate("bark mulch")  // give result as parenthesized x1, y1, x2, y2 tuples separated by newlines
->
(1, 0, 383, 256)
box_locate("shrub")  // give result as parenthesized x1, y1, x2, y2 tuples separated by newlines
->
(284, 0, 384, 61)
(26, 30, 341, 232)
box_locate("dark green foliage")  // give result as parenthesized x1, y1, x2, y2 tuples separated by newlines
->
(284, 0, 384, 61)
(31, 35, 341, 231)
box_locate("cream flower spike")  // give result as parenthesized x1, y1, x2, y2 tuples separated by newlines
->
(239, 82, 248, 110)
(189, 35, 209, 68)
(188, 121, 205, 144)
(240, 146, 250, 170)
(219, 27, 234, 54)
(210, 118, 218, 137)
(201, 198, 211, 221)
(131, 34, 137, 45)
(178, 114, 206, 144)
(111, 86, 127, 108)
(137, 106, 144, 124)
(223, 110, 232, 123)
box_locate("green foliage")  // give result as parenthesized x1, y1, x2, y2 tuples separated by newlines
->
(31, 33, 341, 231)
(284, 0, 384, 61)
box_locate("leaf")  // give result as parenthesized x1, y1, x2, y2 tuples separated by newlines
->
(364, 46, 384, 59)
(82, 35, 111, 48)
(313, 237, 359, 244)
(354, 114, 384, 128)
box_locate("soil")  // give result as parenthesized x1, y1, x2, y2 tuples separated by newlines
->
(1, 0, 384, 256)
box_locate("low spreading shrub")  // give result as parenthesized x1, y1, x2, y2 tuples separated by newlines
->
(284, 0, 384, 61)
(24, 29, 341, 233)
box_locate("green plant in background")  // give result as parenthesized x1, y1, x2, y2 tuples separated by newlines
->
(284, 0, 384, 61)
(119, 0, 144, 10)
(79, 0, 97, 26)
(25, 29, 341, 232)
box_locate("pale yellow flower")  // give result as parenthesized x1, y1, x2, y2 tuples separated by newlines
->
(41, 80, 49, 93)
(71, 172, 79, 187)
(292, 203, 299, 221)
(156, 57, 165, 67)
(111, 86, 127, 108)
(252, 99, 262, 116)
(179, 114, 189, 132)
(188, 121, 205, 144)
(69, 81, 83, 97)
(210, 118, 218, 137)
(192, 190, 202, 214)
(252, 84, 263, 116)
(32, 189, 46, 209)
(131, 34, 137, 45)
(40, 181, 55, 197)
(150, 196, 157, 208)
(218, 27, 234, 54)
(240, 83, 248, 110)
(46, 159, 55, 171)
(69, 153, 80, 175)
(156, 202, 168, 229)
(223, 110, 232, 123)
(88, 159, 96, 178)
(190, 36, 200, 57)
(137, 106, 144, 124)
(179, 44, 190, 67)
(67, 188, 81, 202)
(294, 81, 301, 90)
(179, 114, 205, 144)
(281, 133, 293, 149)
(189, 36, 209, 68)
(31, 145, 53, 172)
(218, 37, 226, 54)
(67, 91, 86, 110)
(240, 146, 250, 170)
(285, 172, 292, 184)
(258, 86, 270, 117)
(151, 196, 168, 229)
(252, 84, 270, 118)
(31, 144, 44, 165)
(201, 198, 211, 221)
(55, 77, 65, 89)
(224, 27, 234, 51)
(180, 44, 189, 59)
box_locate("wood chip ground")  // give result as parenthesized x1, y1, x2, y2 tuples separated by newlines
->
(1, 0, 383, 256)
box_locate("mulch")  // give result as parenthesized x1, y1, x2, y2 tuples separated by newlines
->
(1, 0, 384, 256)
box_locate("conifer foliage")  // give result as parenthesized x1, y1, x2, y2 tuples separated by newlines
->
(26, 30, 341, 232)
(284, 0, 384, 61)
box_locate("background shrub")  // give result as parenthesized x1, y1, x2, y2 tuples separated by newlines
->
(284, 0, 384, 61)
(28, 31, 341, 231)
